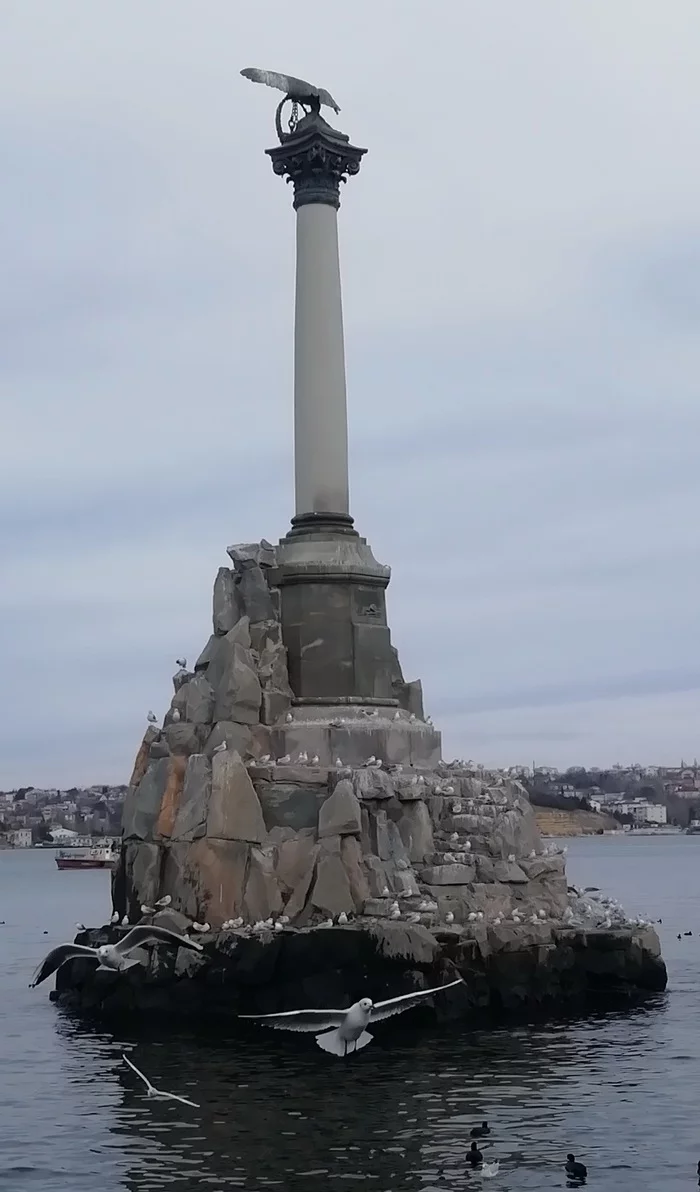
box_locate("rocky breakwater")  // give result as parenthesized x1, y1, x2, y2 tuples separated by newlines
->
(53, 539, 666, 1019)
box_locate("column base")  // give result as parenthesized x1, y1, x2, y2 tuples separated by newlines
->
(286, 511, 358, 539)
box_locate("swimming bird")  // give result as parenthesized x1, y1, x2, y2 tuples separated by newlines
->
(122, 1054, 199, 1108)
(482, 1160, 500, 1177)
(565, 1153, 587, 1182)
(471, 1121, 490, 1137)
(30, 926, 203, 987)
(467, 1142, 483, 1167)
(684, 930, 693, 936)
(240, 978, 464, 1056)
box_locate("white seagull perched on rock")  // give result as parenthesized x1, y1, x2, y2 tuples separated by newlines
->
(30, 926, 203, 988)
(122, 1054, 199, 1108)
(175, 657, 187, 669)
(147, 711, 158, 724)
(212, 740, 227, 754)
(240, 978, 464, 1056)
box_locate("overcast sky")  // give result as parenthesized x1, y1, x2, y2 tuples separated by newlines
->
(2, 1, 700, 787)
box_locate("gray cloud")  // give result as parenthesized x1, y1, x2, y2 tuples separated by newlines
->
(2, 1, 700, 786)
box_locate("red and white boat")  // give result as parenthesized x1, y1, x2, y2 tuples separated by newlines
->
(55, 845, 117, 871)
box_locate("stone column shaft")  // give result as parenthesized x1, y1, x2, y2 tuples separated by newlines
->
(294, 202, 349, 517)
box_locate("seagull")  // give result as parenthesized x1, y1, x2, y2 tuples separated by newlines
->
(122, 1054, 199, 1108)
(110, 911, 120, 925)
(190, 921, 210, 934)
(337, 912, 348, 925)
(212, 741, 227, 754)
(409, 713, 416, 722)
(507, 854, 516, 863)
(390, 906, 401, 920)
(445, 911, 455, 924)
(121, 915, 129, 926)
(298, 751, 308, 764)
(311, 754, 320, 765)
(240, 978, 464, 1055)
(363, 756, 377, 767)
(147, 711, 158, 724)
(140, 904, 155, 916)
(285, 712, 293, 723)
(278, 754, 291, 764)
(155, 895, 172, 909)
(393, 711, 401, 720)
(30, 926, 203, 987)
(335, 758, 344, 768)
(482, 1161, 500, 1178)
(175, 657, 187, 669)
(171, 708, 181, 723)
(450, 832, 459, 842)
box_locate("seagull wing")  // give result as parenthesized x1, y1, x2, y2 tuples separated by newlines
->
(30, 943, 98, 987)
(370, 977, 464, 1023)
(115, 926, 204, 956)
(239, 1008, 347, 1034)
(162, 1091, 200, 1108)
(122, 1053, 155, 1093)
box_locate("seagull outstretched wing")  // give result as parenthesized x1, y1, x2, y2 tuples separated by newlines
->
(114, 926, 203, 956)
(30, 943, 98, 988)
(370, 978, 464, 1023)
(123, 1054, 199, 1107)
(238, 1008, 347, 1034)
(240, 67, 340, 113)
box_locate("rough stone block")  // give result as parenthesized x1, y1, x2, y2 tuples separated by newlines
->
(310, 851, 355, 916)
(250, 619, 283, 655)
(160, 843, 199, 918)
(128, 728, 159, 788)
(419, 863, 475, 885)
(519, 856, 564, 880)
(122, 759, 169, 840)
(275, 834, 318, 894)
(237, 563, 275, 623)
(340, 836, 370, 909)
(172, 668, 193, 692)
(353, 767, 396, 800)
(256, 782, 325, 832)
(155, 755, 187, 838)
(183, 674, 215, 724)
(370, 810, 411, 867)
(125, 841, 161, 909)
(494, 860, 529, 884)
(471, 882, 513, 917)
(362, 897, 392, 917)
(207, 751, 267, 843)
(164, 722, 206, 757)
(211, 621, 262, 725)
(194, 634, 220, 672)
(364, 855, 390, 897)
(389, 868, 420, 897)
(243, 846, 283, 921)
(397, 801, 434, 863)
(228, 540, 276, 569)
(171, 754, 211, 841)
(318, 781, 362, 838)
(204, 722, 253, 759)
(213, 567, 241, 635)
(185, 838, 249, 925)
(148, 738, 170, 760)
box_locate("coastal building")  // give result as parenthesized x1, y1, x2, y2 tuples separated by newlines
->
(9, 828, 32, 848)
(612, 799, 667, 825)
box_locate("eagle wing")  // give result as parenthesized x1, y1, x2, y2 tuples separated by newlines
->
(116, 926, 203, 956)
(370, 978, 464, 1023)
(240, 68, 340, 113)
(238, 1008, 346, 1034)
(30, 943, 98, 988)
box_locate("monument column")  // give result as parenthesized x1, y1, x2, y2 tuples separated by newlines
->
(267, 114, 365, 534)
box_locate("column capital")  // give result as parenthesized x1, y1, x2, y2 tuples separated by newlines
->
(266, 114, 367, 210)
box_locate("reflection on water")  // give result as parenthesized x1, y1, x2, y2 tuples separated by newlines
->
(2, 838, 700, 1190)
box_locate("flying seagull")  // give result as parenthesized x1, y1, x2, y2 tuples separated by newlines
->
(240, 68, 340, 114)
(239, 977, 464, 1056)
(122, 1054, 199, 1108)
(29, 926, 203, 988)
